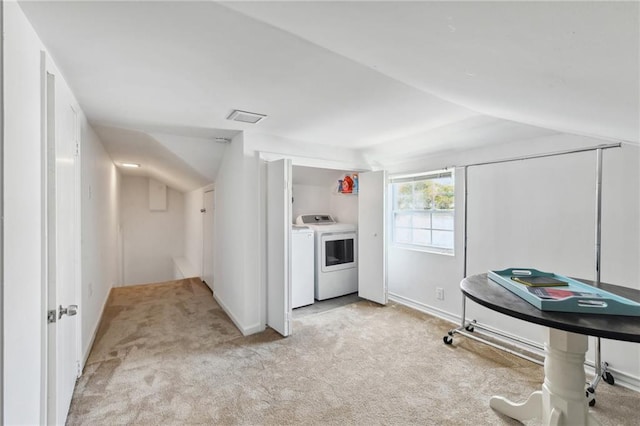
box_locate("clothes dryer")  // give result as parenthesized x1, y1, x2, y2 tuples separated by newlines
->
(295, 215, 358, 300)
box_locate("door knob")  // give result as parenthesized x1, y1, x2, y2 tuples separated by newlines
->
(200, 208, 206, 213)
(59, 304, 78, 320)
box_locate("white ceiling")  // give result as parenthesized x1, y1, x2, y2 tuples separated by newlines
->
(19, 1, 639, 190)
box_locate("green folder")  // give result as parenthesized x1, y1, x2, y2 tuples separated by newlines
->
(510, 276, 568, 287)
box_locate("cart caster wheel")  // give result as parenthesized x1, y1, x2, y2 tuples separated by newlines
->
(603, 371, 615, 385)
(586, 387, 596, 407)
(465, 325, 475, 332)
(443, 336, 453, 345)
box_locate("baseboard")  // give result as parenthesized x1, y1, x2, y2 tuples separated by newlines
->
(583, 362, 640, 393)
(389, 292, 460, 325)
(388, 292, 640, 392)
(81, 287, 112, 372)
(172, 256, 198, 280)
(213, 293, 265, 336)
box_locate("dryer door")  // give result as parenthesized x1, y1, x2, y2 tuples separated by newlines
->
(321, 232, 357, 272)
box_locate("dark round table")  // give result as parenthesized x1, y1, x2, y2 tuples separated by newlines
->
(460, 274, 640, 424)
(461, 274, 640, 342)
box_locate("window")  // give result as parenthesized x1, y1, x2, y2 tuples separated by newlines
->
(390, 170, 455, 254)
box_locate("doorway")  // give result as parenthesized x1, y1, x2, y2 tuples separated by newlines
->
(44, 57, 81, 425)
(264, 157, 387, 338)
(202, 189, 215, 291)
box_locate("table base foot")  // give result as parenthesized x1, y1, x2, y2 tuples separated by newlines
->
(490, 390, 542, 421)
(490, 391, 602, 426)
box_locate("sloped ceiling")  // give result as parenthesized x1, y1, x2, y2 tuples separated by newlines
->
(92, 125, 215, 192)
(19, 1, 639, 190)
(224, 1, 639, 144)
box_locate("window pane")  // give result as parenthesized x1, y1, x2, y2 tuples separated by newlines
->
(395, 228, 412, 244)
(390, 171, 455, 252)
(395, 183, 414, 209)
(432, 213, 454, 230)
(394, 213, 412, 227)
(432, 231, 454, 248)
(412, 213, 431, 229)
(413, 181, 431, 209)
(412, 229, 431, 246)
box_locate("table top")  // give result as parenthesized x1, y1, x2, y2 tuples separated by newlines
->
(461, 274, 640, 343)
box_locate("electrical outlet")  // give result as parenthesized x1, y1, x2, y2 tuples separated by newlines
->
(436, 287, 445, 301)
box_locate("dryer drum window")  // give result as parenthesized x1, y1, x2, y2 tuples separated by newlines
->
(325, 239, 354, 266)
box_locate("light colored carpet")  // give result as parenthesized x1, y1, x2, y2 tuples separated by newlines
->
(67, 278, 639, 425)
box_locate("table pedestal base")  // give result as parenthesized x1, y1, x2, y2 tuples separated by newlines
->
(490, 329, 601, 426)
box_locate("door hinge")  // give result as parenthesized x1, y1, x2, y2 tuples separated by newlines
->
(47, 309, 56, 324)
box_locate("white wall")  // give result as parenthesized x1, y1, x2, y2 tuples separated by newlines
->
(120, 176, 184, 285)
(3, 3, 45, 423)
(292, 166, 359, 225)
(80, 121, 120, 362)
(212, 133, 256, 332)
(380, 134, 640, 388)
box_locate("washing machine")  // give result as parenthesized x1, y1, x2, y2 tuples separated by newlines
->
(291, 226, 315, 308)
(295, 215, 358, 300)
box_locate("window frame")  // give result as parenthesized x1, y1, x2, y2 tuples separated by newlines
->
(389, 169, 455, 255)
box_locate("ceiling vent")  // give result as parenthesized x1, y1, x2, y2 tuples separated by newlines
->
(215, 137, 232, 144)
(227, 109, 267, 124)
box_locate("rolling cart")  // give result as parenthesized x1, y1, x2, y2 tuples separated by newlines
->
(442, 144, 627, 407)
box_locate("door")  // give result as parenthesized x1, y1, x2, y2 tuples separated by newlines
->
(266, 159, 292, 336)
(44, 59, 80, 425)
(202, 190, 215, 291)
(358, 170, 388, 304)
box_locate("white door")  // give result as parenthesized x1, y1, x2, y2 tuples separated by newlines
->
(266, 159, 292, 336)
(202, 190, 215, 291)
(358, 170, 388, 304)
(44, 61, 80, 425)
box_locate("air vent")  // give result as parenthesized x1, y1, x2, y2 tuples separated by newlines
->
(215, 137, 231, 144)
(227, 109, 267, 124)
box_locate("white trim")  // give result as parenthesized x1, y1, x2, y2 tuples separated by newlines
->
(39, 50, 49, 426)
(0, 0, 4, 418)
(388, 292, 640, 393)
(73, 104, 82, 380)
(391, 241, 455, 256)
(213, 293, 265, 336)
(81, 288, 111, 370)
(584, 365, 640, 393)
(172, 257, 198, 280)
(388, 292, 459, 324)
(389, 168, 452, 183)
(259, 150, 367, 172)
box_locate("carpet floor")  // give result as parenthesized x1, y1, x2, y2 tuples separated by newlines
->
(67, 278, 639, 425)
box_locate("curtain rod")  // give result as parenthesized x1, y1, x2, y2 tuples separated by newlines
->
(454, 142, 622, 169)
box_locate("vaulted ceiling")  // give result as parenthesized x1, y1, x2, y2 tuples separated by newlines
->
(19, 1, 639, 190)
